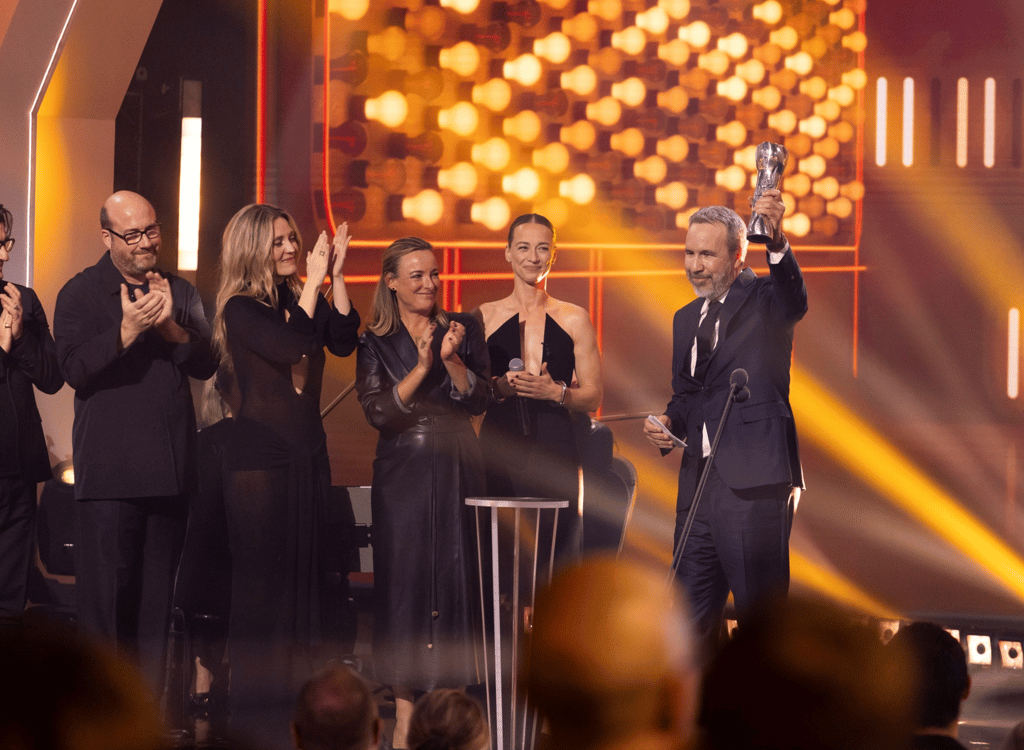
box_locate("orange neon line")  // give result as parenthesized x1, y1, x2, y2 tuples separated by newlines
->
(338, 265, 868, 285)
(321, 7, 336, 234)
(455, 246, 463, 311)
(255, 0, 267, 203)
(442, 246, 451, 310)
(346, 240, 860, 253)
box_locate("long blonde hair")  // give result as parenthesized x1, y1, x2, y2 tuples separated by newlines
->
(368, 236, 448, 336)
(213, 204, 303, 368)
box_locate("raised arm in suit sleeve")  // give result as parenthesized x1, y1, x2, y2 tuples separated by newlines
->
(762, 243, 808, 326)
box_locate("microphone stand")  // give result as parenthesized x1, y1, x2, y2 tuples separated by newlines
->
(321, 380, 356, 419)
(668, 379, 749, 582)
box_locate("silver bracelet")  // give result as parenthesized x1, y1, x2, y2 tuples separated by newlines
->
(555, 381, 567, 406)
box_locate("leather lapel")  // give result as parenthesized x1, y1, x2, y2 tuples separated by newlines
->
(386, 322, 419, 376)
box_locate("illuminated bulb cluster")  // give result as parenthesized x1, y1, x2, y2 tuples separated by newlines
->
(322, 0, 866, 240)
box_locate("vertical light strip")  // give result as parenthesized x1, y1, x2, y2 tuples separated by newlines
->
(902, 77, 914, 166)
(177, 80, 202, 272)
(255, 0, 267, 203)
(875, 77, 887, 166)
(27, 0, 82, 289)
(984, 77, 996, 168)
(957, 77, 969, 167)
(1009, 308, 1020, 399)
(178, 117, 202, 270)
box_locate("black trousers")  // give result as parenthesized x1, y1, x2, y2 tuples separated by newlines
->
(0, 476, 37, 617)
(674, 460, 793, 650)
(74, 495, 187, 689)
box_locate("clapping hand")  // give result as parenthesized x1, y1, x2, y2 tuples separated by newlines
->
(0, 282, 23, 343)
(119, 283, 164, 348)
(145, 271, 174, 328)
(440, 321, 465, 362)
(306, 231, 332, 287)
(332, 222, 350, 278)
(416, 321, 437, 371)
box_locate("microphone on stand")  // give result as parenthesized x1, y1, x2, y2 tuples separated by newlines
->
(668, 367, 752, 582)
(509, 357, 532, 436)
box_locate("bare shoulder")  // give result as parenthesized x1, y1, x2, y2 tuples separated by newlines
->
(476, 296, 517, 336)
(546, 298, 595, 340)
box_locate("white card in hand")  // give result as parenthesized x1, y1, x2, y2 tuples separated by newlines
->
(647, 414, 686, 448)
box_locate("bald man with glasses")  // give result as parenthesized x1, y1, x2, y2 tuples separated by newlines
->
(54, 190, 218, 687)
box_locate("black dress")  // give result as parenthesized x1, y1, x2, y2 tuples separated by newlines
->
(478, 313, 582, 559)
(355, 312, 489, 691)
(221, 283, 360, 745)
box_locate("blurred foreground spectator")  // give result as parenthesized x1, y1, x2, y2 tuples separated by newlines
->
(525, 555, 699, 750)
(0, 623, 165, 750)
(700, 597, 914, 750)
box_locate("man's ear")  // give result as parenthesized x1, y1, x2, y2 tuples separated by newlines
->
(101, 230, 113, 251)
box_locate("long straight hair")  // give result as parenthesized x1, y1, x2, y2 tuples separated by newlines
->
(213, 203, 303, 368)
(367, 236, 448, 336)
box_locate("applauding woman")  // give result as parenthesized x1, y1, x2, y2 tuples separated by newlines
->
(476, 213, 602, 560)
(355, 237, 489, 749)
(212, 205, 360, 744)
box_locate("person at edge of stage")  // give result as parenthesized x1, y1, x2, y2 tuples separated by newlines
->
(0, 203, 64, 618)
(474, 213, 602, 560)
(643, 188, 806, 656)
(54, 190, 218, 689)
(355, 236, 490, 750)
(211, 204, 360, 748)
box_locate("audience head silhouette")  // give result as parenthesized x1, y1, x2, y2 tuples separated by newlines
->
(293, 665, 380, 750)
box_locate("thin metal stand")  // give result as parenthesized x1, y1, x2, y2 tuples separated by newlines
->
(466, 497, 568, 750)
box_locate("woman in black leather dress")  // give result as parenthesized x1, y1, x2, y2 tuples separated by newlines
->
(212, 205, 360, 746)
(475, 214, 603, 560)
(355, 237, 489, 749)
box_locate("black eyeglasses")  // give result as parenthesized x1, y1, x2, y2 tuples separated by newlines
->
(106, 223, 161, 246)
(0, 238, 13, 252)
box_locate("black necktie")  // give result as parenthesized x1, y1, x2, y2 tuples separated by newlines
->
(694, 300, 722, 382)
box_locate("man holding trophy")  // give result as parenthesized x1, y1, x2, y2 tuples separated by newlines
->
(643, 143, 807, 653)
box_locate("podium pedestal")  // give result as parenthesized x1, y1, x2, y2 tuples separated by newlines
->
(466, 497, 568, 750)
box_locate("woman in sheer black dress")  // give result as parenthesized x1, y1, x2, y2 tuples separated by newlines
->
(355, 237, 489, 749)
(212, 205, 360, 746)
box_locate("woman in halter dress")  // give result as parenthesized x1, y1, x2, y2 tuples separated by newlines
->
(475, 213, 603, 560)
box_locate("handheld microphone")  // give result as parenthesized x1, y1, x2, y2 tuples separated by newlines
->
(508, 358, 532, 436)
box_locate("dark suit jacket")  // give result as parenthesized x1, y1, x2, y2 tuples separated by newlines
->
(665, 247, 807, 505)
(53, 252, 218, 500)
(0, 281, 64, 483)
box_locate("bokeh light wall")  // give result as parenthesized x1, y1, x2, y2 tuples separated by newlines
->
(314, 0, 867, 242)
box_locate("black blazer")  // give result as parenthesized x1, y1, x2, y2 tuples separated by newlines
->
(0, 281, 63, 483)
(664, 247, 807, 500)
(54, 252, 218, 500)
